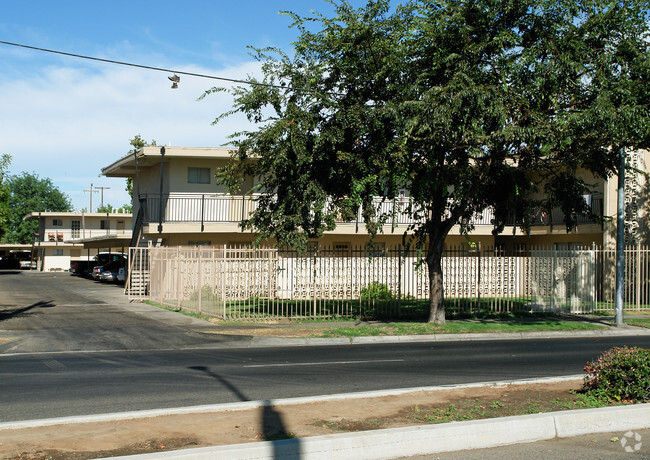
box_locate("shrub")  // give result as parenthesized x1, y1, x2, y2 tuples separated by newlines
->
(360, 282, 394, 300)
(583, 346, 650, 402)
(189, 285, 218, 302)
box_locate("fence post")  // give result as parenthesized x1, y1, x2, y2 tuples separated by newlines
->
(552, 245, 557, 311)
(591, 243, 596, 312)
(477, 244, 482, 315)
(201, 194, 205, 232)
(222, 246, 227, 319)
(176, 246, 181, 310)
(198, 248, 202, 314)
(636, 243, 641, 311)
(312, 246, 318, 318)
(397, 246, 402, 319)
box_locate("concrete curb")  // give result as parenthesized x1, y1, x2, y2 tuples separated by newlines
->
(243, 327, 650, 348)
(106, 404, 650, 460)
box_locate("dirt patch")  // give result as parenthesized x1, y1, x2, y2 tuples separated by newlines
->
(0, 378, 606, 460)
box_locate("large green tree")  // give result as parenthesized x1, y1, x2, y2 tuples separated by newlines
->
(209, 0, 650, 323)
(0, 154, 11, 241)
(3, 172, 72, 244)
(125, 135, 157, 200)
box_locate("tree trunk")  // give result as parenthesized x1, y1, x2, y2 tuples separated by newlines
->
(426, 234, 446, 324)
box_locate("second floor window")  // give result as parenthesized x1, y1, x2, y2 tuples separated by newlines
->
(71, 220, 80, 238)
(188, 167, 211, 184)
(52, 219, 63, 226)
(101, 220, 109, 230)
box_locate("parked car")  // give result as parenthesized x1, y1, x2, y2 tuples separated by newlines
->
(91, 265, 103, 280)
(0, 256, 20, 270)
(117, 265, 128, 283)
(99, 260, 125, 283)
(12, 250, 35, 270)
(70, 252, 127, 278)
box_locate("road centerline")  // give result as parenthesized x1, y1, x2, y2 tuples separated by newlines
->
(243, 358, 405, 368)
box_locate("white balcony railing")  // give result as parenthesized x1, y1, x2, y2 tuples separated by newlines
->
(139, 193, 603, 232)
(42, 228, 132, 243)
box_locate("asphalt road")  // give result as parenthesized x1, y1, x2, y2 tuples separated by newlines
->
(0, 271, 246, 353)
(1, 271, 650, 424)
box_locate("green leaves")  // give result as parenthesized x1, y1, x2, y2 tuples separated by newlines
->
(208, 0, 649, 318)
(0, 154, 12, 241)
(3, 172, 72, 244)
(583, 346, 650, 402)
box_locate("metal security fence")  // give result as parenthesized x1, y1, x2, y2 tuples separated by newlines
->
(133, 244, 650, 320)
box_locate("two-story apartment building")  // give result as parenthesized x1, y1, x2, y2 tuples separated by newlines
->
(24, 211, 132, 271)
(100, 145, 648, 252)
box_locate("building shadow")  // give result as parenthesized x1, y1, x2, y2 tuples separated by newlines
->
(188, 365, 302, 459)
(0, 300, 55, 322)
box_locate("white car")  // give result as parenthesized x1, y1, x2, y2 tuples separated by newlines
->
(19, 259, 36, 270)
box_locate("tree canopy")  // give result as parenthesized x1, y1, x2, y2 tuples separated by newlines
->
(96, 203, 132, 213)
(0, 154, 11, 242)
(2, 172, 72, 244)
(208, 0, 650, 322)
(125, 135, 156, 200)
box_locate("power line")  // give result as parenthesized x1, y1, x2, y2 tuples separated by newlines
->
(0, 40, 303, 92)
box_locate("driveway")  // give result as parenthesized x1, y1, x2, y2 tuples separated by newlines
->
(0, 271, 246, 353)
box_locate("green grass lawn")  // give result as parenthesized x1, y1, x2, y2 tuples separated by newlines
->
(316, 319, 608, 338)
(626, 318, 650, 328)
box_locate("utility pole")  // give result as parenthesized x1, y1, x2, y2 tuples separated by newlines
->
(95, 186, 110, 210)
(84, 183, 98, 212)
(615, 146, 626, 327)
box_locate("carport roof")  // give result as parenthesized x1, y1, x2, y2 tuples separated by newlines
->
(66, 234, 132, 249)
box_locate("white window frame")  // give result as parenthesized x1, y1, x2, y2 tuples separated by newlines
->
(71, 220, 81, 238)
(188, 167, 211, 184)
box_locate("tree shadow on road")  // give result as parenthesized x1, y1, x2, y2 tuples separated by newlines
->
(0, 300, 55, 322)
(188, 365, 301, 459)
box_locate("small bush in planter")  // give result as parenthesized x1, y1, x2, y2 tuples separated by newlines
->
(583, 346, 650, 402)
(360, 282, 394, 301)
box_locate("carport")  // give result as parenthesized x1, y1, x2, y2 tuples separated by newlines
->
(67, 235, 132, 279)
(71, 235, 132, 253)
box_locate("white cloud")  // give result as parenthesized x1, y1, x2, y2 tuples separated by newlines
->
(0, 59, 262, 211)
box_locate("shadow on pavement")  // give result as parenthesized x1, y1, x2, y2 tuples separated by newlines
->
(188, 365, 302, 459)
(0, 301, 55, 322)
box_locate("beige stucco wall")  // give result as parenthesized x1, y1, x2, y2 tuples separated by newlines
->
(29, 213, 132, 242)
(166, 158, 227, 194)
(119, 146, 650, 251)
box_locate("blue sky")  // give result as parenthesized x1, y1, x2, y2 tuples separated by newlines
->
(0, 0, 371, 211)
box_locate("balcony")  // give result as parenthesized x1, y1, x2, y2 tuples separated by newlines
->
(138, 193, 603, 233)
(52, 229, 132, 243)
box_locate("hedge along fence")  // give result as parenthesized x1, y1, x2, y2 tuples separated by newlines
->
(142, 244, 650, 320)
